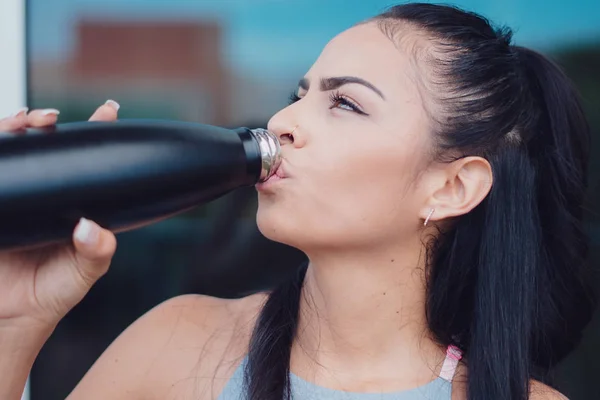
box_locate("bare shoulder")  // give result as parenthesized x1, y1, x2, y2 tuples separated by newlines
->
(68, 293, 267, 400)
(144, 292, 267, 331)
(530, 380, 569, 400)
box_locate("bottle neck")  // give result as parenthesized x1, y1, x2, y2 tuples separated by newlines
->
(247, 128, 282, 182)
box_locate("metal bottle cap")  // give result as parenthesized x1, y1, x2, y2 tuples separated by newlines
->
(250, 128, 282, 182)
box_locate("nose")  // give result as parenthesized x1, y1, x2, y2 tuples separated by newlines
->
(267, 108, 305, 148)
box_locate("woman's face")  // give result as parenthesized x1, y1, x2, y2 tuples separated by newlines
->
(257, 22, 434, 252)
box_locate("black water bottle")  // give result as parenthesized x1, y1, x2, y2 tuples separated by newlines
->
(0, 119, 281, 250)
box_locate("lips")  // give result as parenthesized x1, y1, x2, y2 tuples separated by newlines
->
(274, 162, 287, 179)
(256, 161, 288, 191)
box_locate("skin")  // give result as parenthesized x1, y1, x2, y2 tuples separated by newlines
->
(0, 23, 565, 400)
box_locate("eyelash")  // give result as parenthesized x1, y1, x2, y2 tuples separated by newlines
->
(288, 92, 301, 105)
(288, 91, 368, 116)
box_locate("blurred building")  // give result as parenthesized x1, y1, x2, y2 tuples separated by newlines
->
(32, 19, 231, 124)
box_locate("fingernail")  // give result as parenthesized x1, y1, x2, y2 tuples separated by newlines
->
(105, 100, 120, 111)
(10, 107, 29, 117)
(75, 218, 100, 245)
(40, 109, 60, 116)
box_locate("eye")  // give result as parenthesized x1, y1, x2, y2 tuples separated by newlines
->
(328, 91, 368, 116)
(288, 91, 301, 105)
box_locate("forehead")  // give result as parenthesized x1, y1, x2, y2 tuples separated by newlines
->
(307, 22, 420, 99)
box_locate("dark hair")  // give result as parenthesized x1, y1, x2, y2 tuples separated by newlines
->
(245, 3, 595, 399)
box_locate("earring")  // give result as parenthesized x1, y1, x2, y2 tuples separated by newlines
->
(424, 208, 435, 226)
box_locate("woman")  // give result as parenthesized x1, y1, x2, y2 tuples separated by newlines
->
(0, 3, 594, 399)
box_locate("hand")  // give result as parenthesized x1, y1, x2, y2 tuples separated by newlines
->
(0, 101, 120, 331)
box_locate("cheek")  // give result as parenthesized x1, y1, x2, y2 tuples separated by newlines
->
(312, 165, 415, 241)
(257, 141, 424, 249)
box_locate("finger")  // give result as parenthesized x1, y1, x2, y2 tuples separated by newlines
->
(0, 108, 29, 132)
(88, 100, 120, 122)
(72, 218, 117, 286)
(26, 109, 61, 128)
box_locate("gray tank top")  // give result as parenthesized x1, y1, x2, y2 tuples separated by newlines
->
(217, 346, 461, 399)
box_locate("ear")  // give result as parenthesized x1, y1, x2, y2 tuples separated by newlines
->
(419, 156, 493, 223)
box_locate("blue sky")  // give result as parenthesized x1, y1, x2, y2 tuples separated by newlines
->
(29, 0, 600, 78)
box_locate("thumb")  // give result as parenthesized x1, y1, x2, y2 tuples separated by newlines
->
(72, 218, 117, 287)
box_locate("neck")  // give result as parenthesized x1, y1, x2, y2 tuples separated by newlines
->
(291, 242, 445, 388)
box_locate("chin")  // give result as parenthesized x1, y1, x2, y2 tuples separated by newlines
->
(256, 204, 293, 245)
(256, 204, 346, 253)
(256, 203, 318, 251)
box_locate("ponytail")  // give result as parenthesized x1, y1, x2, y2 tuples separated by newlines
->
(467, 146, 540, 399)
(512, 46, 594, 368)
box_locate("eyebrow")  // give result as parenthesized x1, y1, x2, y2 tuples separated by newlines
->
(298, 76, 386, 100)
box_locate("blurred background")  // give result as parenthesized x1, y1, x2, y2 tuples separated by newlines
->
(19, 0, 600, 398)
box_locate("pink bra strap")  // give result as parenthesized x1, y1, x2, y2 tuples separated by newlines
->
(439, 345, 462, 382)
